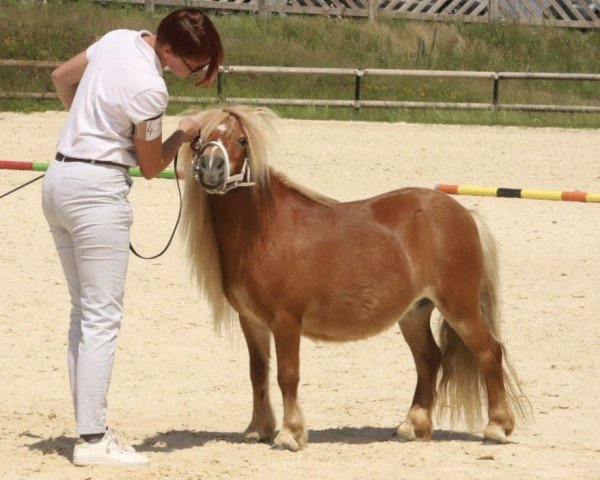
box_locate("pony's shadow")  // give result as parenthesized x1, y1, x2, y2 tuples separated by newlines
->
(310, 427, 483, 444)
(135, 427, 483, 452)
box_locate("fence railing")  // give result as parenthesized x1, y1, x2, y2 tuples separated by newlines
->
(1, 60, 599, 113)
(102, 0, 600, 29)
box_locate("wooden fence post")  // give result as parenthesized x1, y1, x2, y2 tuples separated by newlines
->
(144, 0, 155, 13)
(258, 0, 270, 17)
(217, 71, 224, 99)
(489, 0, 500, 23)
(368, 0, 378, 22)
(354, 70, 363, 113)
(492, 73, 500, 110)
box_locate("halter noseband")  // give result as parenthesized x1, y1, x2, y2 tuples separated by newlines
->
(191, 138, 255, 195)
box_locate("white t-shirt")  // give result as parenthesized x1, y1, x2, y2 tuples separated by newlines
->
(57, 29, 168, 167)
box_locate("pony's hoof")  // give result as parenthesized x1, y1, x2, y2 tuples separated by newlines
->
(483, 424, 509, 444)
(244, 429, 274, 443)
(395, 422, 416, 441)
(273, 429, 306, 452)
(395, 420, 431, 441)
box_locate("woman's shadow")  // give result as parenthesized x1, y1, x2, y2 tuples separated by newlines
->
(21, 432, 73, 461)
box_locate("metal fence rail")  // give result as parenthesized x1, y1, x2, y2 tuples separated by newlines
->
(1, 60, 599, 113)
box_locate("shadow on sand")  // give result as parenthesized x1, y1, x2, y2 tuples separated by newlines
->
(310, 427, 483, 444)
(134, 427, 484, 452)
(22, 427, 484, 457)
(22, 432, 73, 461)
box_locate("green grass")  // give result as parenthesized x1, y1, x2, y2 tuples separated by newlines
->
(0, 0, 599, 127)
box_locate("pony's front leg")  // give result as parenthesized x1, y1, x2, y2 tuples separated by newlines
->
(271, 312, 307, 452)
(239, 316, 276, 443)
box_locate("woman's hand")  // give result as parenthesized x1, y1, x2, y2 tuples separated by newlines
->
(135, 116, 201, 179)
(177, 117, 201, 143)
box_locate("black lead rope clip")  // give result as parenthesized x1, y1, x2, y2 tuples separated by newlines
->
(190, 135, 202, 152)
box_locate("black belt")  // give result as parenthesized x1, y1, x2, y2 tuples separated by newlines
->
(55, 152, 130, 171)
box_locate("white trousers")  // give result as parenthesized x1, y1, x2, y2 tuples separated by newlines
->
(41, 159, 133, 435)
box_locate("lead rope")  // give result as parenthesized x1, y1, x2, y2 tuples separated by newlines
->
(129, 152, 182, 260)
(0, 173, 45, 199)
(1, 155, 182, 260)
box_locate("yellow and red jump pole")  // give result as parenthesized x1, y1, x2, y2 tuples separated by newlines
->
(435, 184, 600, 203)
(2, 160, 599, 203)
(0, 159, 179, 179)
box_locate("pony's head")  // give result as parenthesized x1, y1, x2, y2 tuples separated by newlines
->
(185, 106, 278, 194)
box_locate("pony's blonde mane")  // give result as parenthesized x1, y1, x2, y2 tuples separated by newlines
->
(180, 106, 279, 331)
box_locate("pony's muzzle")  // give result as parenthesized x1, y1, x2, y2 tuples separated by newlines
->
(193, 154, 226, 188)
(191, 138, 254, 195)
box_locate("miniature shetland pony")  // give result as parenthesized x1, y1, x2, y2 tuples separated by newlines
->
(179, 106, 527, 451)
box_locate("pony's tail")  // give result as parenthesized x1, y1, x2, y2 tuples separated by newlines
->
(437, 213, 530, 432)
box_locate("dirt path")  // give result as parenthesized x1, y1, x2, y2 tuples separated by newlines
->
(1, 111, 599, 479)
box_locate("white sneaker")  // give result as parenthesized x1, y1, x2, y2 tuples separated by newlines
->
(72, 430, 150, 466)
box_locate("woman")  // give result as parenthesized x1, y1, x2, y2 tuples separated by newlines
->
(41, 8, 223, 467)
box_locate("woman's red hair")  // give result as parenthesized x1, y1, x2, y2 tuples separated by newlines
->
(156, 8, 224, 86)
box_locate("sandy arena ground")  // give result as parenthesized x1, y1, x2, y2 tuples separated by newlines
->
(0, 111, 599, 480)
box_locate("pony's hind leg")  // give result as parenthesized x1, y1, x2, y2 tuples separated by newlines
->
(434, 210, 525, 442)
(271, 312, 307, 452)
(239, 316, 276, 443)
(396, 299, 440, 441)
(438, 303, 515, 443)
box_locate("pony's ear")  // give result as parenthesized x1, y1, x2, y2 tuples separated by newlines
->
(256, 107, 278, 120)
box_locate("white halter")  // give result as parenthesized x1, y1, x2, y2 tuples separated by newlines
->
(192, 139, 255, 195)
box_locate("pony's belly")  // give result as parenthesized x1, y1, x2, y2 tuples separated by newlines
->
(228, 264, 422, 341)
(230, 283, 408, 342)
(300, 304, 406, 342)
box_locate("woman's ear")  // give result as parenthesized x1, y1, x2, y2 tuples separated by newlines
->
(161, 43, 171, 57)
(156, 41, 170, 58)
(155, 42, 171, 69)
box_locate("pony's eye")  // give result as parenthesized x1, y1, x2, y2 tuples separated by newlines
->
(238, 137, 248, 148)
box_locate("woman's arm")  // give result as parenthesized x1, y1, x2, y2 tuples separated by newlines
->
(134, 117, 200, 179)
(51, 51, 88, 110)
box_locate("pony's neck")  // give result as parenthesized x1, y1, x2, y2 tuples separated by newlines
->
(208, 186, 261, 221)
(206, 171, 304, 245)
(207, 179, 269, 249)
